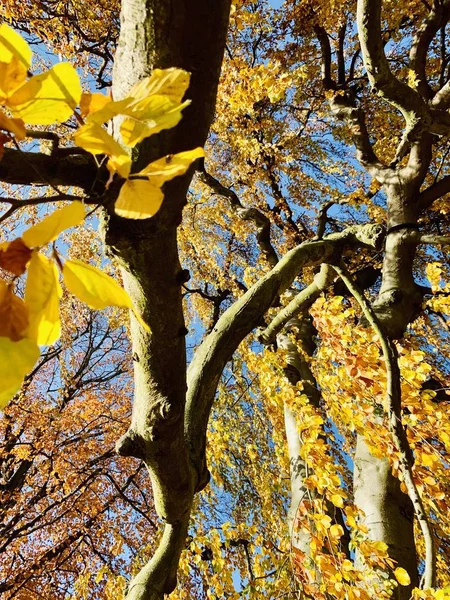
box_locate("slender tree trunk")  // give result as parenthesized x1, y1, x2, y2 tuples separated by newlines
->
(353, 184, 423, 597)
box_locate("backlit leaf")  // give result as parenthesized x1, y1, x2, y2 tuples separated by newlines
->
(63, 259, 149, 331)
(22, 201, 85, 248)
(80, 92, 111, 117)
(114, 178, 164, 220)
(0, 280, 29, 341)
(0, 110, 25, 139)
(115, 148, 204, 220)
(74, 122, 131, 178)
(0, 337, 40, 409)
(0, 238, 32, 275)
(394, 567, 411, 586)
(8, 62, 82, 125)
(120, 96, 191, 147)
(0, 56, 28, 101)
(0, 23, 31, 71)
(25, 252, 62, 346)
(139, 147, 205, 183)
(128, 68, 190, 103)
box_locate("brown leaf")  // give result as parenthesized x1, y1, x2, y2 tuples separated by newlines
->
(0, 238, 32, 275)
(0, 282, 29, 341)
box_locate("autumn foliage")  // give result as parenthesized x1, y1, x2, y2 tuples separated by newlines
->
(1, 1, 450, 599)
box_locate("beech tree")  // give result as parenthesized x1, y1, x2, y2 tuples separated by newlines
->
(1, 0, 450, 599)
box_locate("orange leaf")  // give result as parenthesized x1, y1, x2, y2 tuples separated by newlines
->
(0, 238, 32, 275)
(0, 281, 29, 341)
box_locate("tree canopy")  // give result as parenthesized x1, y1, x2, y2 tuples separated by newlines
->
(1, 1, 450, 599)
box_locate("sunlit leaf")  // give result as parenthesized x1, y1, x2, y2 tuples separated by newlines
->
(74, 122, 131, 178)
(128, 68, 190, 103)
(0, 280, 29, 341)
(0, 23, 32, 71)
(0, 56, 28, 101)
(394, 567, 411, 586)
(25, 252, 62, 346)
(0, 337, 40, 409)
(8, 62, 82, 125)
(63, 259, 149, 331)
(0, 238, 32, 274)
(80, 92, 111, 117)
(120, 96, 191, 147)
(139, 147, 204, 183)
(0, 109, 25, 139)
(22, 201, 85, 248)
(114, 178, 164, 220)
(115, 148, 204, 220)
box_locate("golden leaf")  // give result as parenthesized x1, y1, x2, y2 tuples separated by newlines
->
(0, 23, 32, 71)
(25, 252, 62, 346)
(115, 148, 204, 220)
(128, 68, 190, 104)
(394, 567, 411, 586)
(0, 281, 29, 341)
(0, 238, 32, 275)
(120, 96, 191, 147)
(80, 92, 111, 117)
(0, 337, 40, 409)
(22, 201, 85, 248)
(114, 178, 164, 220)
(8, 62, 82, 125)
(0, 56, 28, 101)
(63, 259, 149, 331)
(0, 110, 25, 139)
(74, 121, 131, 178)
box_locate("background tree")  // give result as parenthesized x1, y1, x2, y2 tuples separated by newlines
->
(1, 1, 450, 600)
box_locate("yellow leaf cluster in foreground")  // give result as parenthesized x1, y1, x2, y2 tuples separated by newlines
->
(0, 25, 206, 409)
(0, 23, 81, 137)
(0, 203, 149, 410)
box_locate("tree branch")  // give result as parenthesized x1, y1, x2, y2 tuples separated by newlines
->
(185, 224, 384, 485)
(331, 261, 436, 590)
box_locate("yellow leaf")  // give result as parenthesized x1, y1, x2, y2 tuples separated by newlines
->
(0, 56, 28, 101)
(80, 92, 111, 117)
(0, 24, 32, 71)
(115, 178, 164, 220)
(329, 524, 344, 539)
(394, 567, 411, 586)
(0, 281, 29, 341)
(8, 62, 82, 125)
(74, 121, 131, 177)
(139, 147, 205, 182)
(128, 68, 190, 103)
(25, 252, 62, 346)
(115, 148, 204, 220)
(22, 201, 85, 248)
(63, 259, 149, 331)
(120, 96, 191, 147)
(0, 337, 40, 409)
(0, 109, 25, 139)
(330, 494, 344, 508)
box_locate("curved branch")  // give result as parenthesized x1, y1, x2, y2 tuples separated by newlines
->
(198, 166, 279, 267)
(258, 264, 335, 344)
(357, 0, 428, 120)
(409, 1, 449, 100)
(185, 224, 385, 484)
